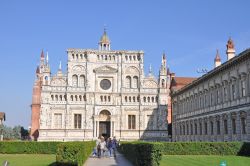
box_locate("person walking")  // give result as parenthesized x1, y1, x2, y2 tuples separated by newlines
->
(107, 137, 113, 158)
(96, 136, 101, 158)
(99, 136, 106, 158)
(112, 136, 118, 158)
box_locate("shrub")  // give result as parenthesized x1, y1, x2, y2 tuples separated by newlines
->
(56, 141, 95, 166)
(161, 142, 244, 155)
(119, 141, 250, 166)
(119, 141, 162, 166)
(0, 141, 60, 154)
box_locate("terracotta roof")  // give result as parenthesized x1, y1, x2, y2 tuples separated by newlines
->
(171, 77, 197, 86)
(0, 112, 5, 121)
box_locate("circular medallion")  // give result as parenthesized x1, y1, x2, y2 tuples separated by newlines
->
(100, 79, 111, 90)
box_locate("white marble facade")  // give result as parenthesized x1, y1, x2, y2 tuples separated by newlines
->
(37, 30, 170, 141)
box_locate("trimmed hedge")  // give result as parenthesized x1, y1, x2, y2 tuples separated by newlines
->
(119, 142, 250, 166)
(56, 141, 95, 166)
(119, 141, 162, 166)
(0, 141, 60, 154)
(161, 142, 244, 155)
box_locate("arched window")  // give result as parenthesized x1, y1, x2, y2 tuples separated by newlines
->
(129, 96, 131, 102)
(137, 96, 140, 102)
(71, 95, 73, 101)
(152, 97, 154, 102)
(44, 76, 48, 85)
(72, 75, 78, 87)
(147, 97, 150, 102)
(55, 95, 58, 101)
(108, 96, 111, 102)
(133, 96, 135, 102)
(97, 55, 100, 60)
(162, 79, 165, 88)
(80, 54, 83, 59)
(72, 54, 75, 59)
(101, 96, 103, 102)
(133, 76, 139, 88)
(60, 95, 62, 101)
(104, 96, 107, 102)
(84, 95, 86, 101)
(144, 97, 146, 102)
(51, 95, 54, 101)
(75, 95, 78, 101)
(79, 75, 85, 87)
(64, 95, 67, 101)
(126, 76, 132, 88)
(76, 54, 79, 59)
(125, 96, 127, 102)
(125, 56, 128, 60)
(79, 95, 82, 101)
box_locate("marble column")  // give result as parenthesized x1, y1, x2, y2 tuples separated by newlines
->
(110, 121, 113, 137)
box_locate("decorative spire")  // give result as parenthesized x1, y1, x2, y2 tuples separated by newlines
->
(46, 51, 49, 64)
(59, 61, 62, 70)
(36, 65, 40, 74)
(148, 64, 153, 77)
(40, 49, 44, 58)
(162, 51, 166, 60)
(99, 27, 110, 44)
(99, 27, 111, 51)
(214, 49, 221, 62)
(214, 49, 222, 68)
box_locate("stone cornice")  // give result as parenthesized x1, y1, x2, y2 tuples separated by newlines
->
(67, 48, 144, 54)
(173, 48, 250, 97)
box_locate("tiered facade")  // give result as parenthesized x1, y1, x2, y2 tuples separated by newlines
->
(31, 30, 170, 141)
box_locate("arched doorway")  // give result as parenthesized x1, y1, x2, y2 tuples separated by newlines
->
(99, 110, 111, 138)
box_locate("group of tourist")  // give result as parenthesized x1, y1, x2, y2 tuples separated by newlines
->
(93, 136, 119, 158)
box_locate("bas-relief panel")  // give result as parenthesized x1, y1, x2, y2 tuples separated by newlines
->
(51, 78, 66, 86)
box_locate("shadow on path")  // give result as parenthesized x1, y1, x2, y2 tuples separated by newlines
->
(84, 151, 133, 166)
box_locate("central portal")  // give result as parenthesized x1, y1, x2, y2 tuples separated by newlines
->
(99, 121, 110, 138)
(98, 110, 111, 138)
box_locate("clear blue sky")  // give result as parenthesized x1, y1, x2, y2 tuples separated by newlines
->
(1, 0, 250, 127)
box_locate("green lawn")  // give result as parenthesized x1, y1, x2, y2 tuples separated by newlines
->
(160, 155, 250, 166)
(0, 154, 56, 166)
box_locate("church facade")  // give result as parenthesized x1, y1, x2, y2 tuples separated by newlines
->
(31, 30, 170, 141)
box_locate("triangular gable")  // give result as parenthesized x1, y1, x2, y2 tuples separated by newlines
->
(93, 65, 118, 73)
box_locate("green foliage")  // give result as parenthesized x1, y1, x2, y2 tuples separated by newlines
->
(0, 142, 60, 154)
(119, 142, 250, 166)
(160, 142, 244, 155)
(0, 125, 28, 140)
(160, 155, 250, 166)
(119, 141, 162, 166)
(56, 141, 95, 166)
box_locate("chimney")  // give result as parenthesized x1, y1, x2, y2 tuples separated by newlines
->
(226, 37, 235, 60)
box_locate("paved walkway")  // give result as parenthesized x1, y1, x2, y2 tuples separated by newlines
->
(84, 151, 133, 166)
